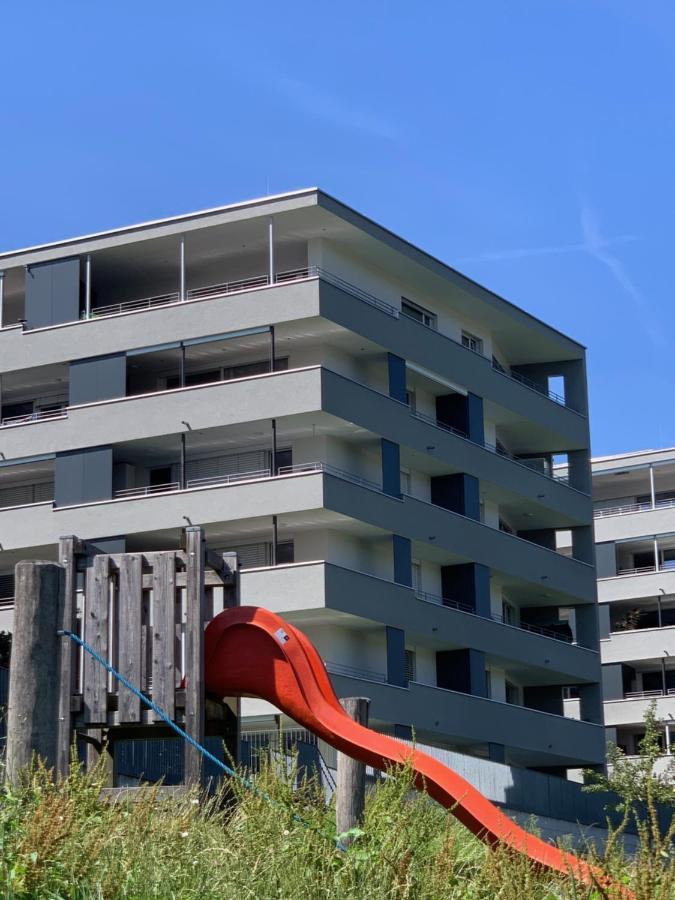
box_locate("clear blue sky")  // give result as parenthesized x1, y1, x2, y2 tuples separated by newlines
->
(1, 2, 672, 457)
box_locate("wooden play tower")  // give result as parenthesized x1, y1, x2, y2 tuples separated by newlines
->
(7, 527, 239, 787)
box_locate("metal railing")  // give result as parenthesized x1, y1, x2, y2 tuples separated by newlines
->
(186, 468, 271, 489)
(86, 291, 181, 318)
(324, 659, 386, 683)
(409, 409, 574, 488)
(114, 482, 180, 499)
(595, 498, 675, 519)
(623, 689, 675, 701)
(501, 366, 568, 407)
(617, 562, 675, 577)
(277, 461, 382, 492)
(414, 589, 578, 646)
(0, 405, 68, 427)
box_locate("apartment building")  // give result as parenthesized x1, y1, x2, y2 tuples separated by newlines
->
(589, 448, 675, 775)
(0, 188, 605, 775)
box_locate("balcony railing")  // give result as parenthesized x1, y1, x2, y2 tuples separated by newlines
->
(111, 462, 381, 502)
(623, 689, 675, 700)
(502, 367, 568, 407)
(0, 405, 68, 428)
(617, 562, 675, 577)
(324, 660, 386, 683)
(414, 589, 583, 647)
(595, 499, 675, 519)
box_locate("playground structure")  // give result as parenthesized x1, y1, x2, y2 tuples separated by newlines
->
(6, 533, 630, 896)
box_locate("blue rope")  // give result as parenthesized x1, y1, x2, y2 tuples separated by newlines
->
(58, 629, 346, 848)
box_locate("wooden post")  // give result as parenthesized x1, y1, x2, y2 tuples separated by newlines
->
(336, 697, 370, 839)
(6, 561, 64, 784)
(184, 527, 205, 785)
(56, 537, 78, 779)
(151, 552, 176, 722)
(118, 555, 143, 723)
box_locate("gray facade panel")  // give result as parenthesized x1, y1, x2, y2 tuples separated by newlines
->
(54, 447, 113, 506)
(25, 258, 81, 328)
(69, 354, 127, 406)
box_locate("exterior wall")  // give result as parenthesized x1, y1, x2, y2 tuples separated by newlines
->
(0, 190, 601, 777)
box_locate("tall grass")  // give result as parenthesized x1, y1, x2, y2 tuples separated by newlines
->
(0, 757, 671, 898)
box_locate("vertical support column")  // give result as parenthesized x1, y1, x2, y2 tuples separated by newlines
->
(385, 625, 407, 687)
(185, 526, 206, 786)
(336, 697, 370, 840)
(268, 218, 275, 284)
(269, 325, 276, 372)
(56, 537, 78, 779)
(649, 464, 656, 509)
(179, 236, 186, 301)
(654, 537, 660, 572)
(271, 418, 278, 474)
(387, 353, 407, 403)
(84, 254, 92, 318)
(0, 270, 6, 328)
(381, 439, 401, 497)
(665, 723, 672, 755)
(272, 515, 279, 566)
(7, 561, 64, 784)
(180, 433, 187, 490)
(392, 535, 412, 587)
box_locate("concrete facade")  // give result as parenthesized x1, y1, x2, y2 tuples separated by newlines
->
(0, 188, 604, 774)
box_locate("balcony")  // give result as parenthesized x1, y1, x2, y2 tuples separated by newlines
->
(241, 562, 599, 683)
(1, 263, 584, 422)
(604, 692, 675, 727)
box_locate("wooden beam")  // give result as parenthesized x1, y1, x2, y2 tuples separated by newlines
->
(83, 554, 110, 727)
(336, 697, 370, 841)
(56, 536, 78, 779)
(184, 527, 205, 786)
(117, 555, 143, 723)
(6, 561, 64, 784)
(151, 553, 176, 722)
(141, 570, 230, 589)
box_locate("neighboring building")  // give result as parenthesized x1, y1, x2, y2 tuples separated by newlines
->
(587, 448, 675, 775)
(0, 188, 604, 776)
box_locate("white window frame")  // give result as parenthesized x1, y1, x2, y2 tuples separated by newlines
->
(401, 297, 437, 330)
(461, 330, 484, 355)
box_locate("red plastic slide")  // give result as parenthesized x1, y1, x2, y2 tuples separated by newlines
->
(204, 606, 630, 896)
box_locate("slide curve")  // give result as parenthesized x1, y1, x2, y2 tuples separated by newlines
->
(204, 606, 629, 897)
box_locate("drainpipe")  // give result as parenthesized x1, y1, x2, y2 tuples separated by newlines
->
(649, 464, 656, 509)
(84, 255, 92, 319)
(180, 433, 186, 489)
(268, 218, 275, 284)
(271, 418, 278, 475)
(272, 514, 278, 566)
(179, 236, 186, 301)
(269, 325, 276, 373)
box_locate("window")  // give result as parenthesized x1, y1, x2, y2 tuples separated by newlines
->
(505, 681, 519, 705)
(502, 600, 517, 626)
(461, 331, 484, 355)
(401, 298, 437, 329)
(400, 468, 411, 495)
(485, 670, 492, 699)
(405, 388, 416, 411)
(411, 559, 422, 591)
(405, 649, 417, 683)
(149, 466, 173, 487)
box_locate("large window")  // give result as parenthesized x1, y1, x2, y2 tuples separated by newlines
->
(401, 298, 437, 329)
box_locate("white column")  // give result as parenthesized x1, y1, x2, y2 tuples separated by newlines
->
(268, 218, 275, 284)
(179, 236, 186, 301)
(654, 537, 660, 572)
(665, 723, 671, 754)
(649, 464, 656, 509)
(84, 255, 92, 319)
(0, 271, 5, 329)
